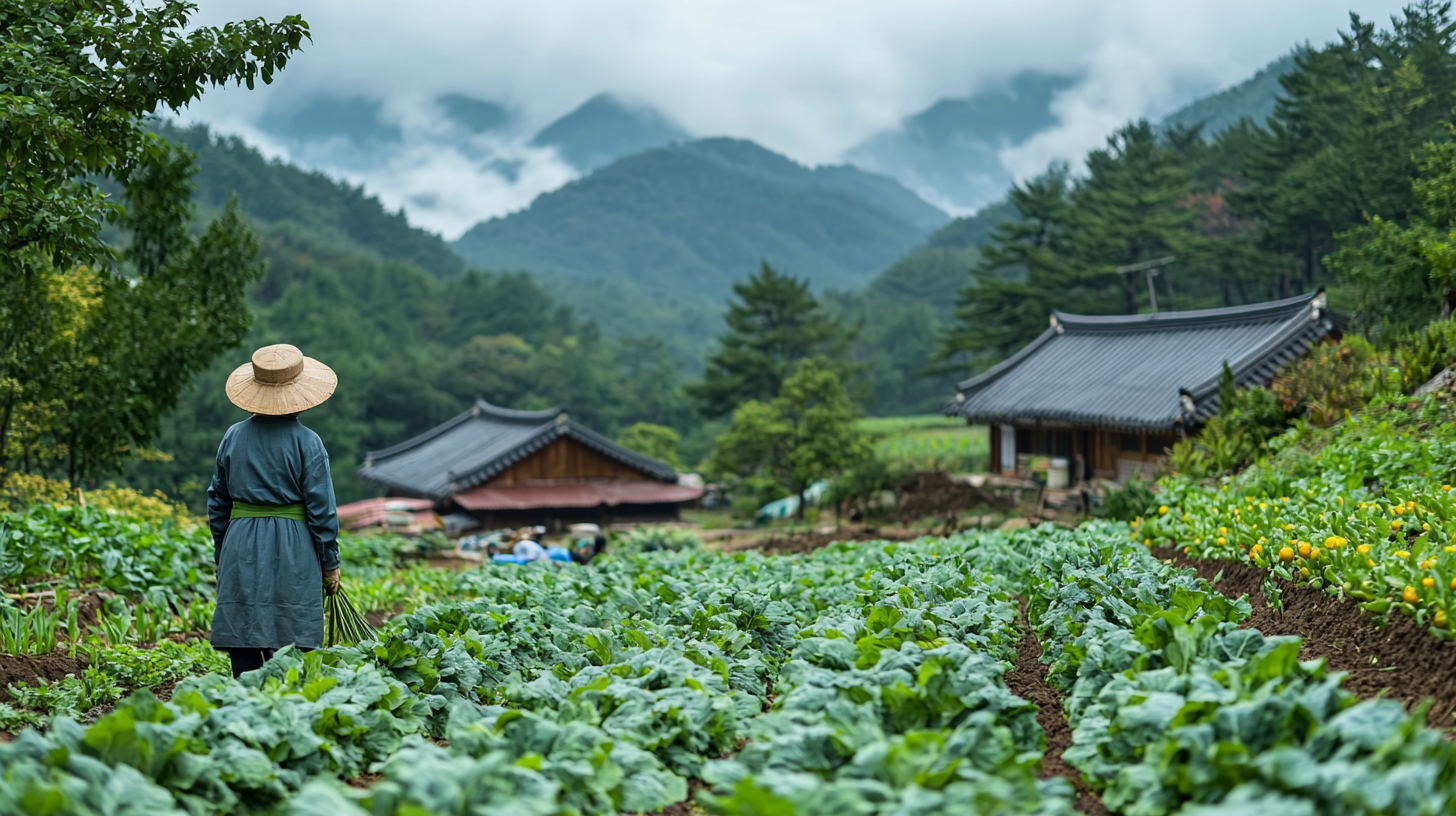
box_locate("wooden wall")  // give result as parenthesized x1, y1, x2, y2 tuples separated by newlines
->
(490, 437, 654, 485)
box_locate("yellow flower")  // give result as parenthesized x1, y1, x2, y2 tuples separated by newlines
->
(1325, 536, 1347, 549)
(1396, 550, 1411, 558)
(1259, 536, 1268, 544)
(1407, 500, 1417, 510)
(1421, 557, 1437, 570)
(1437, 609, 1449, 628)
(1297, 542, 1311, 558)
(1369, 559, 1378, 567)
(1338, 496, 1345, 505)
(1404, 586, 1420, 604)
(1392, 520, 1403, 531)
(1216, 537, 1227, 546)
(1357, 544, 1371, 554)
(1311, 547, 1321, 559)
(1300, 567, 1310, 577)
(1259, 502, 1268, 510)
(1446, 545, 1456, 553)
(1451, 576, 1456, 591)
(1424, 576, 1437, 587)
(1394, 506, 1405, 515)
(1283, 524, 1295, 531)
(1158, 505, 1168, 515)
(1444, 485, 1453, 493)
(1143, 538, 1151, 546)
(1279, 546, 1294, 562)
(1424, 523, 1432, 531)
(1219, 526, 1228, 535)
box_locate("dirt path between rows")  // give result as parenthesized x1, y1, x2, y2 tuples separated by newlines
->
(1155, 547, 1456, 729)
(1006, 601, 1107, 816)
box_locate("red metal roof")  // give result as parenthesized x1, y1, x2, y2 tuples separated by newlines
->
(453, 480, 704, 511)
(335, 497, 436, 529)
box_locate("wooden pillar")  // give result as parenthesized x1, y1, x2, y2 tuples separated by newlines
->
(989, 424, 1001, 473)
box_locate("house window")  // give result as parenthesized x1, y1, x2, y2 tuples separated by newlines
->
(1147, 435, 1177, 455)
(1055, 432, 1072, 458)
(1119, 433, 1143, 453)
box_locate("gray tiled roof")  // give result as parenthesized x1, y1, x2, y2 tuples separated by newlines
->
(357, 400, 678, 500)
(945, 292, 1339, 432)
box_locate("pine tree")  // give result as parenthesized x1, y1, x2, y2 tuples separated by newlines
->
(936, 166, 1076, 370)
(688, 264, 851, 419)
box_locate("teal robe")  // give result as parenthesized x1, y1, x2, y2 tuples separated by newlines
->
(206, 414, 341, 649)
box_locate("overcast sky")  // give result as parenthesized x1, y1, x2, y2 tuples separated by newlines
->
(184, 1, 1412, 237)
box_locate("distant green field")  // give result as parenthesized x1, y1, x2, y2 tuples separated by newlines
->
(860, 415, 988, 473)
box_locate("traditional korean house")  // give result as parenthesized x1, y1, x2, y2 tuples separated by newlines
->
(357, 400, 702, 530)
(945, 292, 1339, 484)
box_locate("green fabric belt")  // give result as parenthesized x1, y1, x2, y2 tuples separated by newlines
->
(230, 501, 306, 522)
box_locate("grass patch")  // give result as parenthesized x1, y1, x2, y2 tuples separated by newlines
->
(861, 415, 988, 473)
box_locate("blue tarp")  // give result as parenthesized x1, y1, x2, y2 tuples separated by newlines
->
(756, 480, 831, 521)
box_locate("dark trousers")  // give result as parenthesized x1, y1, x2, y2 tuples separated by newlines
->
(224, 648, 276, 678)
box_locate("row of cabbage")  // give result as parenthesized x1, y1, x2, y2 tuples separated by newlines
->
(1137, 395, 1456, 635)
(1, 539, 1071, 816)
(1028, 522, 1456, 815)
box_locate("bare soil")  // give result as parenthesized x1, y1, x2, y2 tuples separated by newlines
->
(1155, 547, 1456, 729)
(896, 470, 1011, 525)
(1005, 601, 1107, 815)
(0, 651, 89, 703)
(346, 772, 384, 789)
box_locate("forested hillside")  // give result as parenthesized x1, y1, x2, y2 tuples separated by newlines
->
(157, 122, 465, 279)
(939, 5, 1456, 374)
(125, 126, 694, 506)
(452, 138, 948, 360)
(1159, 52, 1299, 136)
(827, 200, 1015, 415)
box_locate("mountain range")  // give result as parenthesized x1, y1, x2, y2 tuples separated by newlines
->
(452, 138, 948, 360)
(187, 48, 1296, 378)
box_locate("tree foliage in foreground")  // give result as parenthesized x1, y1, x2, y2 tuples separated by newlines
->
(0, 1, 308, 486)
(939, 2, 1456, 373)
(708, 358, 872, 517)
(689, 264, 853, 420)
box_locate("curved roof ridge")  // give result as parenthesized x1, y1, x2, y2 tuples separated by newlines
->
(364, 405, 478, 462)
(1053, 291, 1317, 332)
(473, 399, 563, 422)
(943, 291, 1337, 432)
(1182, 308, 1328, 401)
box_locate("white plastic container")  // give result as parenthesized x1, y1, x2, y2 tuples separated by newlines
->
(1047, 457, 1070, 489)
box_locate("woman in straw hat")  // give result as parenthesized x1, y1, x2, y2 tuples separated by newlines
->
(206, 344, 342, 678)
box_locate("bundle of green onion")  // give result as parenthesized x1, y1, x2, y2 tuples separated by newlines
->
(324, 587, 374, 647)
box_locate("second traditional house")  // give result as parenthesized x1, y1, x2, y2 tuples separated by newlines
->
(357, 400, 702, 531)
(945, 291, 1340, 484)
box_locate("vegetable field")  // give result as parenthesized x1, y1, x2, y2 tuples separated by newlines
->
(860, 415, 989, 473)
(3, 495, 1456, 815)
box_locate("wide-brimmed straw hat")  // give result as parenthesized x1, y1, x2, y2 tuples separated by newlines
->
(225, 344, 337, 415)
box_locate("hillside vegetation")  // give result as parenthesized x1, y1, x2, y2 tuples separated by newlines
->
(124, 126, 694, 506)
(453, 138, 947, 359)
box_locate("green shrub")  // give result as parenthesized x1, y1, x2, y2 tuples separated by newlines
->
(1272, 336, 1395, 427)
(1094, 479, 1157, 522)
(613, 527, 703, 555)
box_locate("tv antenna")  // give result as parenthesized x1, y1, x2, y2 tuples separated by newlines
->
(1115, 256, 1177, 314)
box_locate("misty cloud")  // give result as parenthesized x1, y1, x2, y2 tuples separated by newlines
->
(184, 0, 1410, 235)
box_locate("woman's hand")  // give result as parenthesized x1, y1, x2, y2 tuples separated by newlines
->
(323, 567, 342, 595)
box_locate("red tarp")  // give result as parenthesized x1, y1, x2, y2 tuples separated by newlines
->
(335, 497, 436, 529)
(453, 481, 704, 511)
